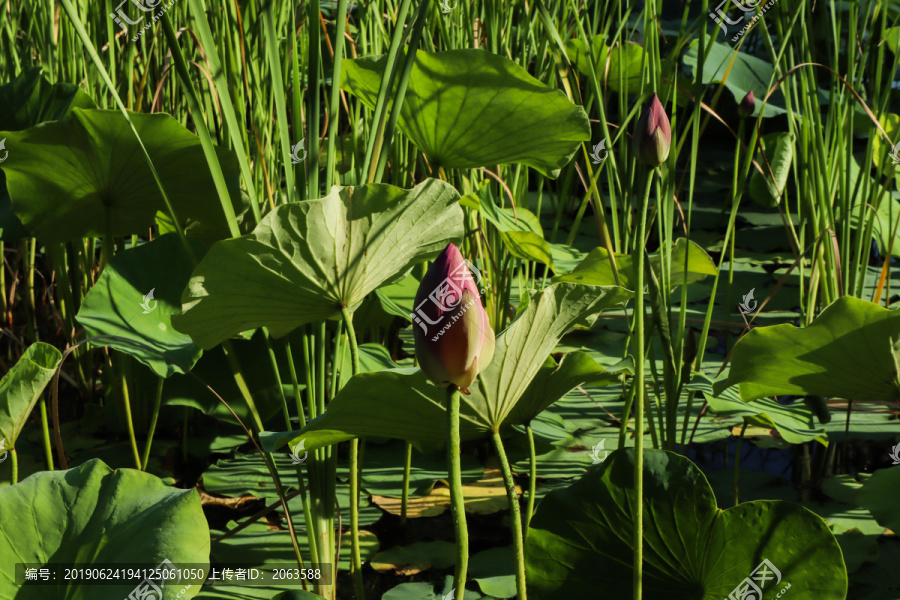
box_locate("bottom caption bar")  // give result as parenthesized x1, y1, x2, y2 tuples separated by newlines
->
(16, 560, 333, 587)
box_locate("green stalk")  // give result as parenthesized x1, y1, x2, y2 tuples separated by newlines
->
(631, 168, 653, 600)
(283, 339, 321, 593)
(306, 0, 322, 197)
(221, 341, 265, 432)
(40, 395, 54, 470)
(493, 431, 527, 599)
(401, 440, 412, 526)
(9, 448, 17, 484)
(524, 424, 537, 537)
(158, 12, 241, 239)
(262, 2, 297, 204)
(361, 0, 414, 182)
(0, 242, 5, 328)
(373, 0, 430, 182)
(119, 358, 142, 470)
(58, 0, 195, 260)
(341, 307, 364, 600)
(187, 0, 262, 223)
(734, 421, 748, 507)
(447, 386, 469, 600)
(141, 376, 165, 470)
(325, 0, 350, 190)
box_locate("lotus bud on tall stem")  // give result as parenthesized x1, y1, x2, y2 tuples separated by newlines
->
(631, 91, 671, 600)
(413, 243, 496, 599)
(738, 90, 756, 118)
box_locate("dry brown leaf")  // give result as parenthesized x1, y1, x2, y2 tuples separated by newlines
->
(371, 466, 521, 518)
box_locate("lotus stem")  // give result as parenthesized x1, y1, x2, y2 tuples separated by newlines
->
(118, 359, 142, 470)
(341, 307, 365, 600)
(141, 376, 165, 470)
(493, 430, 527, 600)
(632, 168, 654, 600)
(10, 448, 17, 484)
(40, 394, 53, 470)
(525, 424, 537, 538)
(221, 341, 265, 432)
(447, 386, 469, 600)
(401, 440, 412, 526)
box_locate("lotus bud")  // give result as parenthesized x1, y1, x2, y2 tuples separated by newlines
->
(738, 90, 755, 117)
(632, 92, 672, 167)
(412, 243, 495, 394)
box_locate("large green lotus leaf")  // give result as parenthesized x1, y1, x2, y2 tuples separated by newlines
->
(0, 68, 96, 242)
(475, 283, 631, 428)
(340, 49, 590, 178)
(0, 458, 209, 600)
(76, 234, 205, 378)
(0, 67, 95, 131)
(460, 189, 553, 267)
(259, 283, 631, 453)
(564, 36, 608, 79)
(352, 440, 483, 498)
(714, 296, 900, 402)
(383, 576, 487, 600)
(552, 238, 716, 289)
(173, 179, 462, 349)
(525, 449, 847, 599)
(0, 342, 62, 451)
(500, 351, 631, 427)
(843, 153, 900, 258)
(200, 452, 382, 527)
(0, 108, 241, 244)
(211, 520, 378, 574)
(459, 186, 544, 236)
(690, 374, 826, 444)
(683, 40, 786, 118)
(375, 274, 420, 321)
(857, 466, 900, 534)
(607, 42, 646, 92)
(259, 367, 488, 452)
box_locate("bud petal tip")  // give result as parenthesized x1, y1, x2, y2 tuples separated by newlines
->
(632, 93, 672, 167)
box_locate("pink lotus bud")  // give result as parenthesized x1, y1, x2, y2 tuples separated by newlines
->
(412, 243, 495, 394)
(738, 90, 755, 117)
(632, 93, 672, 167)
